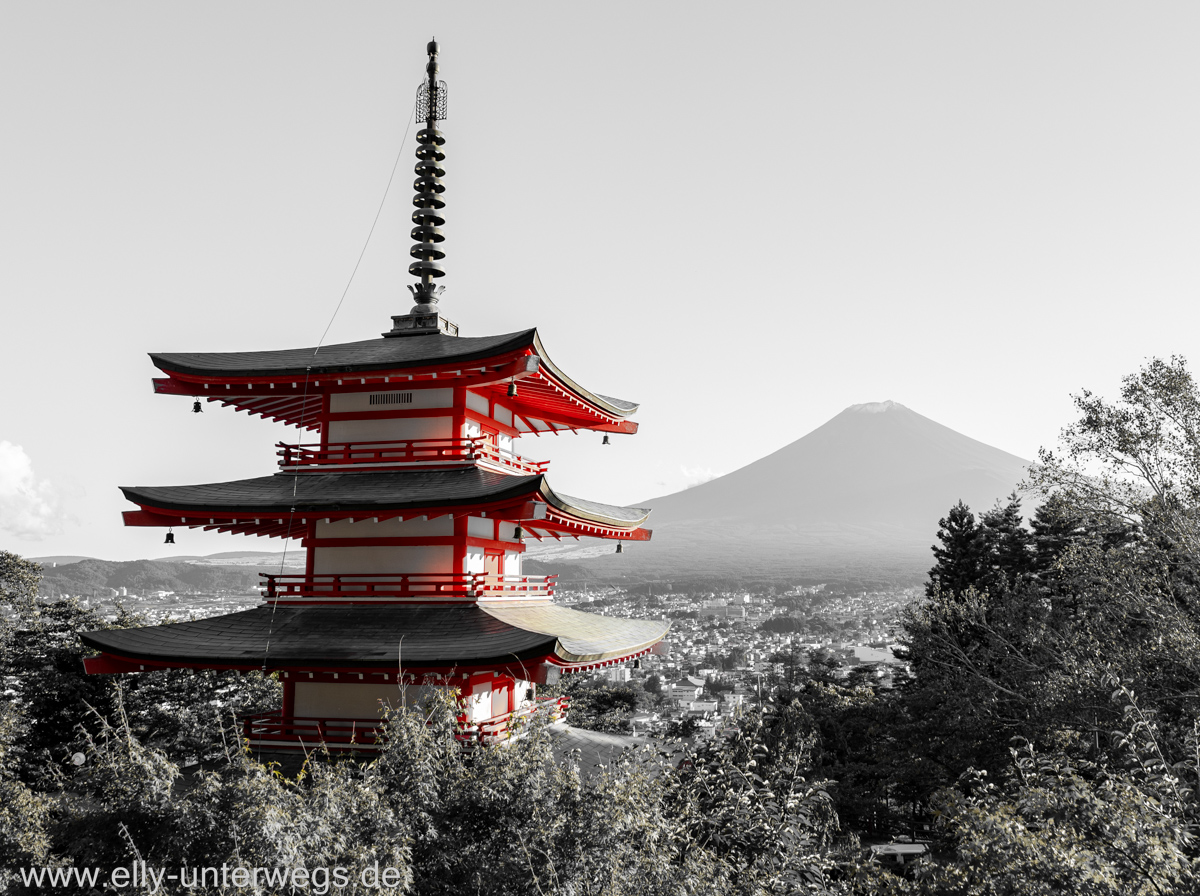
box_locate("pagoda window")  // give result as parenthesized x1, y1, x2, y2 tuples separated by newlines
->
(483, 548, 503, 576)
(503, 550, 521, 577)
(464, 548, 486, 574)
(490, 681, 512, 718)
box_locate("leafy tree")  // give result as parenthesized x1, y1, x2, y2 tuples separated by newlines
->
(666, 703, 844, 892)
(0, 703, 53, 891)
(1, 551, 279, 777)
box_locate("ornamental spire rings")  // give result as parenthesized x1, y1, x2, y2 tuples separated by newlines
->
(386, 39, 459, 338)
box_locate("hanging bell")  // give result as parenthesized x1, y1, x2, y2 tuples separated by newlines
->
(164, 528, 175, 545)
(507, 381, 517, 398)
(615, 541, 624, 554)
(192, 400, 203, 413)
(514, 525, 524, 540)
(602, 434, 610, 445)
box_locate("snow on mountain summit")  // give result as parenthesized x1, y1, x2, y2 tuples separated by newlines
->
(846, 400, 906, 413)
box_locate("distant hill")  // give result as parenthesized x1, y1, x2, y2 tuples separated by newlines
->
(38, 558, 272, 597)
(530, 401, 1031, 584)
(30, 555, 97, 567)
(159, 550, 306, 568)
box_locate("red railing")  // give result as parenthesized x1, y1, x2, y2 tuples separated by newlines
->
(241, 695, 569, 751)
(260, 572, 557, 603)
(461, 695, 570, 744)
(276, 438, 548, 475)
(242, 713, 388, 750)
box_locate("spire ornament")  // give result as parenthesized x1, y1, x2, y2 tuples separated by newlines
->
(385, 39, 459, 337)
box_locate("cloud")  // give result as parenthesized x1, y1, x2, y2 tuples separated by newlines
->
(680, 465, 719, 489)
(0, 442, 66, 540)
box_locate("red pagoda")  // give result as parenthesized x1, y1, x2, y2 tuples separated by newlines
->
(81, 41, 667, 750)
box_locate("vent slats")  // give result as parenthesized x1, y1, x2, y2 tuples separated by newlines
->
(369, 392, 414, 406)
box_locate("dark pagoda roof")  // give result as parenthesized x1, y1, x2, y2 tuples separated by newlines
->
(80, 604, 668, 670)
(150, 329, 639, 428)
(121, 469, 650, 528)
(153, 331, 534, 379)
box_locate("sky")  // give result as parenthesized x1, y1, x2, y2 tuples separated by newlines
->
(3, 2, 1200, 561)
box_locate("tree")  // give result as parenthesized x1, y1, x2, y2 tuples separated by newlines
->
(0, 703, 53, 890)
(925, 502, 986, 599)
(0, 551, 280, 777)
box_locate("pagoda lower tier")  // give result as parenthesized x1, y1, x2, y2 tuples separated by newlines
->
(85, 466, 663, 749)
(81, 604, 667, 750)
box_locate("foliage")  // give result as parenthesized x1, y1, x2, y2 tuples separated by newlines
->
(917, 736, 1196, 895)
(761, 615, 806, 633)
(561, 677, 654, 733)
(667, 702, 844, 893)
(1, 556, 279, 778)
(0, 703, 53, 892)
(8, 689, 848, 896)
(54, 696, 411, 896)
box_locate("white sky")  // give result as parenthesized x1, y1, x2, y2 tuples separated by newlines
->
(3, 2, 1199, 561)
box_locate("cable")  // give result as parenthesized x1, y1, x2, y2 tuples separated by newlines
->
(314, 101, 416, 354)
(260, 98, 416, 677)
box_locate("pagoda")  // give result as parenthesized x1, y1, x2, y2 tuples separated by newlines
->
(81, 41, 667, 750)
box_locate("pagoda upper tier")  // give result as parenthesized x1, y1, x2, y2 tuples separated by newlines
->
(149, 328, 638, 434)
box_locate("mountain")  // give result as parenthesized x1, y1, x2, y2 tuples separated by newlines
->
(535, 401, 1031, 584)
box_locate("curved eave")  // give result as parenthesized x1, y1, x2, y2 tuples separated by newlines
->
(536, 481, 652, 539)
(79, 605, 668, 672)
(148, 328, 639, 431)
(529, 329, 639, 418)
(151, 331, 538, 379)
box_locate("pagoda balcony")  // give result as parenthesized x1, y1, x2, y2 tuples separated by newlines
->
(276, 438, 549, 475)
(240, 695, 569, 752)
(260, 571, 557, 604)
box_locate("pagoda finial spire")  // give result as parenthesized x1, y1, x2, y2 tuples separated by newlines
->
(385, 38, 459, 338)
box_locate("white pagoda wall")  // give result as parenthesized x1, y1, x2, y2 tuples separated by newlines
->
(313, 545, 452, 574)
(328, 416, 452, 443)
(294, 681, 437, 719)
(327, 388, 454, 443)
(291, 680, 536, 725)
(312, 516, 454, 575)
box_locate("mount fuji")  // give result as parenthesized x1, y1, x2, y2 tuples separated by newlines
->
(531, 401, 1031, 583)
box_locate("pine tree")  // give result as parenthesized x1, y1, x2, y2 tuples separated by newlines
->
(926, 501, 987, 598)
